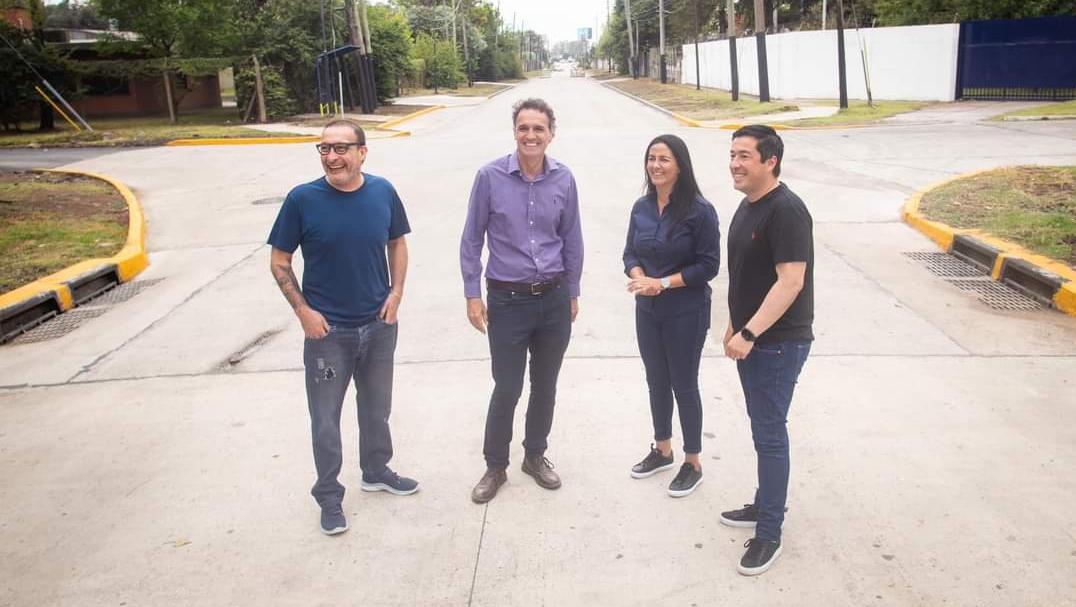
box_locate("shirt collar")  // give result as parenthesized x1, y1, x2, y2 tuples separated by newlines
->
(508, 151, 559, 179)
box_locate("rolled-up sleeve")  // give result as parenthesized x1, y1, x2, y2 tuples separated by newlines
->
(460, 169, 490, 298)
(558, 173, 584, 297)
(679, 204, 721, 287)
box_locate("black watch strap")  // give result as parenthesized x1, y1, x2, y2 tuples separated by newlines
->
(740, 327, 757, 342)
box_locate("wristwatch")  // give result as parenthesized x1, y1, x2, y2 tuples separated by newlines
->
(740, 327, 757, 342)
(660, 276, 671, 290)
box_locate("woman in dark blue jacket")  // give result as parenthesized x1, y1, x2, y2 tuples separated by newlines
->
(623, 134, 721, 497)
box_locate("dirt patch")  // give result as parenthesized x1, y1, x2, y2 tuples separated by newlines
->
(0, 171, 128, 294)
(919, 166, 1076, 268)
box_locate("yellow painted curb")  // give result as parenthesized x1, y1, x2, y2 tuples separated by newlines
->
(167, 135, 319, 146)
(901, 167, 1076, 317)
(378, 105, 446, 130)
(0, 169, 149, 315)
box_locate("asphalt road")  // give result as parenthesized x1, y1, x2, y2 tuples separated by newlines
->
(2, 74, 1075, 606)
(0, 147, 125, 170)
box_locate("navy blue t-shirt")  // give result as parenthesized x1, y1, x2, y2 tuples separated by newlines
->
(267, 174, 411, 327)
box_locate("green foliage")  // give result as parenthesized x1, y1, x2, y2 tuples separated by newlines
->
(91, 0, 239, 57)
(235, 62, 298, 120)
(233, 0, 324, 115)
(368, 4, 415, 101)
(44, 0, 110, 29)
(0, 22, 72, 130)
(413, 31, 462, 92)
(873, 0, 1076, 24)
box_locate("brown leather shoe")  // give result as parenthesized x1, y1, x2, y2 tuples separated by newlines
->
(471, 467, 507, 504)
(521, 455, 561, 490)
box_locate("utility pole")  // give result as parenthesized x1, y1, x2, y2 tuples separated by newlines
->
(753, 0, 770, 102)
(658, 0, 666, 83)
(693, 0, 700, 90)
(624, 0, 636, 78)
(462, 2, 472, 86)
(836, 0, 848, 108)
(727, 0, 739, 100)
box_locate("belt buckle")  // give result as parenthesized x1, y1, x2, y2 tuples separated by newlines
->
(529, 282, 543, 295)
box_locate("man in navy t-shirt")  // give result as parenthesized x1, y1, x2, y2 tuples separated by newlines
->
(268, 119, 418, 536)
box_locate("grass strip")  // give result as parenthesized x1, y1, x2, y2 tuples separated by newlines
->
(919, 166, 1076, 268)
(606, 80, 797, 120)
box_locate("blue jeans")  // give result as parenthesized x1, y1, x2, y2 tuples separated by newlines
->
(483, 284, 572, 468)
(635, 301, 710, 454)
(303, 319, 398, 508)
(736, 340, 811, 542)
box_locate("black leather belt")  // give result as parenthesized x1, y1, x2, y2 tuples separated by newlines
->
(487, 278, 560, 295)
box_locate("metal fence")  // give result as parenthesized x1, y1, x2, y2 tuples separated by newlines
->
(957, 16, 1076, 101)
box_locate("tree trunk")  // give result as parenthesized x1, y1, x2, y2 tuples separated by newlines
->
(163, 70, 177, 123)
(252, 56, 267, 123)
(38, 100, 55, 132)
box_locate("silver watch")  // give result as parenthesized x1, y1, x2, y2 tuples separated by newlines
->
(660, 276, 671, 290)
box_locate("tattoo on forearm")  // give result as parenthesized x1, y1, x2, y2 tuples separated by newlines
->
(271, 263, 307, 311)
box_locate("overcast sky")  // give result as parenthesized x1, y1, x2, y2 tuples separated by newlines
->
(492, 0, 610, 44)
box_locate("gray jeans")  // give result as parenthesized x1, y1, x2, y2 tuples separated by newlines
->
(303, 319, 397, 508)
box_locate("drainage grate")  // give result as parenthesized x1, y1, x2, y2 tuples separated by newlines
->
(4, 278, 165, 345)
(902, 252, 988, 278)
(86, 278, 164, 306)
(905, 251, 1042, 311)
(252, 196, 284, 206)
(947, 279, 1044, 311)
(9, 308, 109, 344)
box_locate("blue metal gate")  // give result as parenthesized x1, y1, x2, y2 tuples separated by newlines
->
(956, 16, 1076, 101)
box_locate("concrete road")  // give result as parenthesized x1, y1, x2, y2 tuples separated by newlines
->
(2, 74, 1076, 606)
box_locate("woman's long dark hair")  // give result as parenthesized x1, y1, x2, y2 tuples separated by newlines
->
(643, 134, 703, 225)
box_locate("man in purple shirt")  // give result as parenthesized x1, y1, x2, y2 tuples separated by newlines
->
(460, 98, 584, 504)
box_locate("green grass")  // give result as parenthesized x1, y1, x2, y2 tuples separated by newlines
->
(919, 166, 1076, 267)
(782, 100, 929, 126)
(608, 80, 798, 120)
(0, 173, 127, 294)
(0, 108, 305, 148)
(995, 100, 1076, 120)
(524, 70, 552, 78)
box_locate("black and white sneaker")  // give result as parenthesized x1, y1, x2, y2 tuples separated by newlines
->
(667, 463, 702, 497)
(737, 538, 782, 576)
(361, 468, 419, 496)
(630, 444, 675, 478)
(720, 503, 758, 528)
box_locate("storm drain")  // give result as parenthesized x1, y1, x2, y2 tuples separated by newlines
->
(7, 278, 165, 345)
(903, 252, 1043, 311)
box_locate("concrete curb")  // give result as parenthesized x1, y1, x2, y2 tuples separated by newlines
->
(1002, 114, 1076, 122)
(598, 81, 882, 131)
(378, 104, 446, 130)
(484, 83, 516, 99)
(0, 169, 149, 343)
(598, 81, 702, 127)
(167, 135, 319, 147)
(901, 168, 1076, 317)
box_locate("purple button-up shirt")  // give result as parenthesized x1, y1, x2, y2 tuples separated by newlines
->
(460, 152, 584, 298)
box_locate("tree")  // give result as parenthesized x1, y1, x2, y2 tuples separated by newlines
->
(44, 0, 110, 29)
(368, 3, 414, 101)
(873, 0, 1076, 25)
(413, 31, 462, 92)
(91, 0, 240, 121)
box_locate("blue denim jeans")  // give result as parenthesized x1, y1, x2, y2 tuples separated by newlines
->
(635, 301, 710, 454)
(483, 284, 572, 469)
(736, 340, 811, 542)
(303, 319, 398, 508)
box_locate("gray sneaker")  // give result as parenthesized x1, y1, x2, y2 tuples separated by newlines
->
(320, 507, 348, 535)
(361, 468, 419, 496)
(667, 463, 702, 497)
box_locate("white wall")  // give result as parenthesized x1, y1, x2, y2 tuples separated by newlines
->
(681, 23, 960, 101)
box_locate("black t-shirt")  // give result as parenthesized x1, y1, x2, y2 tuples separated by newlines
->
(727, 183, 814, 344)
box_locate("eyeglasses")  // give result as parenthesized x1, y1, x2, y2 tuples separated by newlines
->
(315, 142, 364, 155)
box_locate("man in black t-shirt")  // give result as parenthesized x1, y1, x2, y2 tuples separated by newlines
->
(719, 125, 814, 576)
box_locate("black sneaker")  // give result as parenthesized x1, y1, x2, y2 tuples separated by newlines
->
(361, 468, 419, 496)
(667, 463, 702, 497)
(630, 444, 675, 479)
(320, 506, 348, 536)
(720, 503, 758, 528)
(738, 538, 782, 576)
